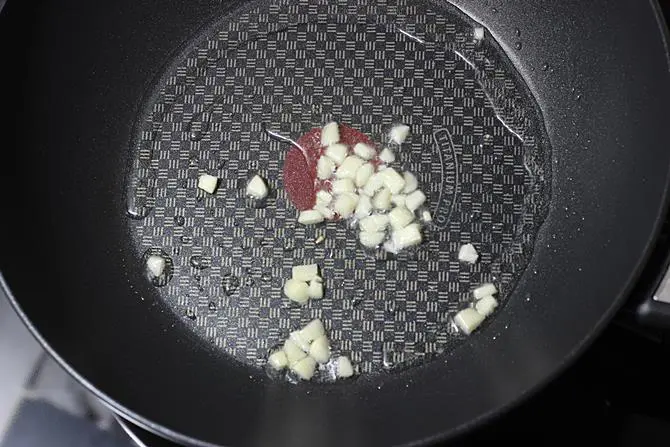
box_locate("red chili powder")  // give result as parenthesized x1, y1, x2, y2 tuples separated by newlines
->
(283, 125, 376, 211)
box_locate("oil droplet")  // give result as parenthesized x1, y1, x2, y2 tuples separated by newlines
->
(222, 274, 241, 296)
(382, 351, 394, 370)
(174, 215, 185, 226)
(185, 309, 197, 320)
(352, 298, 363, 307)
(542, 62, 549, 71)
(180, 236, 192, 245)
(483, 134, 494, 145)
(189, 255, 209, 270)
(208, 301, 217, 311)
(515, 42, 522, 50)
(127, 206, 152, 220)
(245, 277, 255, 286)
(190, 131, 203, 141)
(514, 28, 521, 37)
(261, 272, 272, 282)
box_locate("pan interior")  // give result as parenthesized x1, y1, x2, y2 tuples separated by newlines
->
(125, 0, 551, 376)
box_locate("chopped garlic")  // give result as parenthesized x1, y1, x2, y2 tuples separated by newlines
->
(359, 214, 390, 233)
(308, 280, 324, 299)
(333, 193, 357, 218)
(473, 27, 485, 41)
(355, 194, 373, 219)
(146, 255, 166, 278)
(473, 283, 498, 300)
(362, 172, 384, 196)
(314, 235, 326, 245)
(379, 148, 396, 164)
(388, 206, 415, 230)
(372, 188, 392, 210)
(379, 168, 406, 194)
(246, 175, 269, 199)
(284, 279, 310, 304)
(390, 223, 422, 251)
(321, 122, 340, 147)
(291, 356, 317, 380)
(391, 194, 406, 207)
(359, 231, 386, 248)
(336, 156, 365, 180)
(315, 205, 335, 219)
(403, 172, 418, 194)
(389, 124, 410, 144)
(298, 210, 324, 225)
(331, 178, 355, 195)
(337, 356, 354, 378)
(292, 264, 319, 282)
(454, 308, 485, 335)
(353, 142, 376, 160)
(316, 190, 333, 206)
(355, 163, 375, 188)
(475, 295, 498, 317)
(268, 350, 288, 370)
(289, 330, 311, 352)
(317, 156, 335, 180)
(309, 335, 331, 364)
(300, 319, 325, 343)
(325, 143, 348, 165)
(405, 190, 426, 212)
(458, 243, 479, 264)
(197, 174, 219, 194)
(421, 210, 433, 222)
(283, 338, 307, 364)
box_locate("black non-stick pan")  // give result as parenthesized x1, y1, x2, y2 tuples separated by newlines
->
(2, 0, 670, 445)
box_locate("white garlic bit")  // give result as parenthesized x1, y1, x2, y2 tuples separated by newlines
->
(325, 143, 349, 166)
(316, 190, 333, 206)
(403, 172, 418, 194)
(336, 155, 365, 180)
(458, 243, 479, 264)
(389, 124, 410, 144)
(291, 356, 317, 380)
(355, 194, 373, 219)
(379, 168, 406, 195)
(388, 206, 415, 230)
(284, 279, 310, 304)
(309, 335, 331, 364)
(197, 174, 219, 194)
(333, 193, 358, 218)
(292, 264, 319, 282)
(283, 338, 307, 364)
(317, 156, 335, 180)
(362, 172, 384, 197)
(300, 319, 325, 343)
(473, 27, 485, 41)
(379, 147, 396, 164)
(359, 213, 390, 233)
(298, 210, 324, 225)
(390, 223, 422, 251)
(331, 178, 355, 195)
(315, 205, 335, 220)
(372, 188, 392, 210)
(308, 279, 324, 299)
(391, 194, 406, 208)
(353, 142, 376, 160)
(454, 308, 485, 335)
(146, 255, 166, 278)
(336, 356, 354, 378)
(421, 210, 433, 222)
(359, 231, 386, 248)
(321, 122, 340, 147)
(268, 350, 288, 370)
(246, 174, 269, 199)
(405, 189, 427, 212)
(473, 283, 498, 300)
(475, 295, 498, 317)
(289, 330, 311, 353)
(355, 163, 375, 188)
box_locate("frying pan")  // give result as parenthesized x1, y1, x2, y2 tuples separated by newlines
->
(2, 0, 670, 445)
